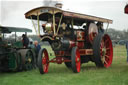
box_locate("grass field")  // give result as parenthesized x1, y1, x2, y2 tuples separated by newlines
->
(0, 45, 128, 85)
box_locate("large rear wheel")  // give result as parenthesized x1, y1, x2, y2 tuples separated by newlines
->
(93, 33, 113, 68)
(38, 48, 49, 74)
(18, 49, 35, 70)
(71, 47, 81, 73)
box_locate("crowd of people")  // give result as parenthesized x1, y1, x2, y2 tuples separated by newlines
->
(22, 34, 41, 63)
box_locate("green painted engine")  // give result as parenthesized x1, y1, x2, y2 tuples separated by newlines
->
(0, 26, 36, 72)
(0, 41, 36, 72)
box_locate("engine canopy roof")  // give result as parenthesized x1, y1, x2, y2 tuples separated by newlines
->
(0, 26, 32, 33)
(25, 6, 113, 25)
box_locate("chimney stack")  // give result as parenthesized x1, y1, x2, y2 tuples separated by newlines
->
(55, 3, 63, 8)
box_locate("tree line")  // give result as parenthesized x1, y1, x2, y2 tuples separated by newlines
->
(107, 28, 128, 41)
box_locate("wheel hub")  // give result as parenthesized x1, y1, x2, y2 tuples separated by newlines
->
(102, 48, 106, 56)
(101, 47, 106, 63)
(56, 57, 63, 64)
(28, 58, 32, 63)
(76, 57, 80, 62)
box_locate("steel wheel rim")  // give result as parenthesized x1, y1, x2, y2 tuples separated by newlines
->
(75, 48, 81, 72)
(100, 34, 113, 68)
(42, 50, 49, 73)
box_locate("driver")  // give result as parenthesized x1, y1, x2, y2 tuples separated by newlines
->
(42, 18, 53, 34)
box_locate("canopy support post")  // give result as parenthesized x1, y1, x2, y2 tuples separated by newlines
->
(105, 22, 109, 33)
(71, 18, 74, 28)
(53, 11, 56, 36)
(57, 14, 63, 34)
(37, 12, 40, 35)
(30, 16, 38, 35)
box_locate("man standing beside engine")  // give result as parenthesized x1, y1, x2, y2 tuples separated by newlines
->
(22, 34, 29, 48)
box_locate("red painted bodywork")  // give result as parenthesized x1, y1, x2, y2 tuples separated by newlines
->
(55, 49, 93, 57)
(76, 42, 84, 48)
(49, 57, 71, 64)
(76, 31, 85, 41)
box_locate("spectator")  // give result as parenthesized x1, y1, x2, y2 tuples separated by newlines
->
(126, 41, 128, 62)
(22, 34, 29, 48)
(34, 41, 41, 62)
(28, 41, 35, 49)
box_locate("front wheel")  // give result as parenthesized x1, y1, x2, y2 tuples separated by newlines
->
(71, 47, 81, 73)
(38, 48, 49, 74)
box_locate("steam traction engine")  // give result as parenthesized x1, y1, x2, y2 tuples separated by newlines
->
(0, 26, 36, 72)
(25, 7, 113, 74)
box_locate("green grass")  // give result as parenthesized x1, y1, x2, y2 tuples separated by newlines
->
(0, 45, 128, 85)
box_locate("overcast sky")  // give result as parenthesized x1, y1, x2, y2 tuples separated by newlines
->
(0, 0, 128, 35)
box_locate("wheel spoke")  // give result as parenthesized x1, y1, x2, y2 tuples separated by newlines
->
(106, 48, 110, 50)
(43, 64, 46, 72)
(101, 39, 105, 48)
(42, 53, 44, 58)
(42, 57, 46, 64)
(104, 60, 108, 65)
(101, 57, 104, 63)
(101, 55, 106, 64)
(105, 55, 109, 59)
(100, 43, 103, 48)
